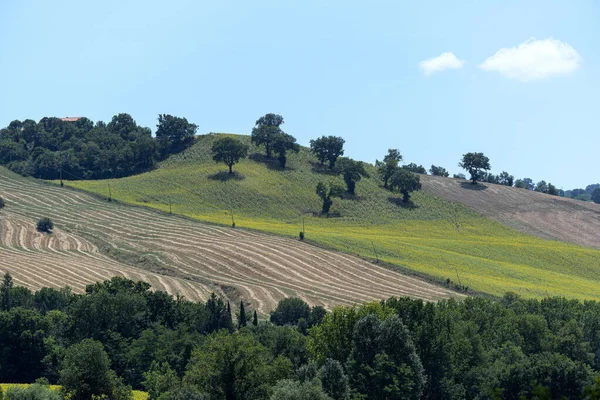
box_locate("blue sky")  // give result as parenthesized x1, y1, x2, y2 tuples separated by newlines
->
(1, 0, 598, 188)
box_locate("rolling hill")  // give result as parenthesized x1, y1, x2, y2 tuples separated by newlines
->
(0, 167, 458, 313)
(63, 134, 600, 300)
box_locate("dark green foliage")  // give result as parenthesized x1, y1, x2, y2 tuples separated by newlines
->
(498, 171, 514, 186)
(0, 196, 4, 209)
(429, 165, 449, 177)
(273, 132, 300, 168)
(316, 182, 344, 215)
(335, 158, 369, 195)
(534, 180, 559, 196)
(459, 152, 491, 184)
(402, 163, 427, 174)
(270, 379, 332, 400)
(211, 137, 249, 174)
(299, 231, 305, 240)
(310, 136, 345, 169)
(142, 361, 180, 400)
(253, 310, 258, 326)
(319, 359, 348, 400)
(593, 188, 600, 204)
(453, 173, 466, 179)
(0, 114, 194, 180)
(1, 272, 12, 311)
(5, 383, 61, 400)
(183, 330, 289, 400)
(515, 177, 535, 190)
(155, 114, 198, 156)
(160, 386, 208, 400)
(60, 339, 132, 400)
(251, 113, 285, 158)
(376, 149, 403, 189)
(271, 297, 310, 326)
(389, 169, 422, 202)
(36, 217, 54, 233)
(238, 301, 248, 328)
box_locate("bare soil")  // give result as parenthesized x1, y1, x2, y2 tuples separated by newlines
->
(421, 175, 600, 249)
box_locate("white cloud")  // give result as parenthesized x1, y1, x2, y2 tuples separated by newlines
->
(419, 52, 465, 76)
(479, 38, 581, 82)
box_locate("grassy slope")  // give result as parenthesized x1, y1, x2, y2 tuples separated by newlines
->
(65, 134, 600, 300)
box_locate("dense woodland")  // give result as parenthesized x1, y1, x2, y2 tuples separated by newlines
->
(0, 114, 197, 180)
(2, 274, 600, 399)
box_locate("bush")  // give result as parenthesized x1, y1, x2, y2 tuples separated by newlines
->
(36, 217, 54, 233)
(270, 298, 310, 326)
(0, 197, 5, 209)
(299, 231, 305, 241)
(5, 384, 61, 400)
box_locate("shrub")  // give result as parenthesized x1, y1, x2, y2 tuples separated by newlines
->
(36, 217, 54, 233)
(299, 231, 305, 241)
(0, 197, 5, 209)
(271, 297, 310, 326)
(5, 384, 61, 400)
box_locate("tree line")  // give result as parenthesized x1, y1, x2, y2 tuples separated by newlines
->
(0, 114, 198, 180)
(3, 273, 600, 399)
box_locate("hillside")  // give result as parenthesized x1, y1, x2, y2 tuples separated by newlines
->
(0, 167, 457, 312)
(64, 134, 600, 300)
(421, 174, 600, 249)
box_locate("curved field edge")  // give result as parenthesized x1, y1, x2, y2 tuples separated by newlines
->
(61, 134, 600, 301)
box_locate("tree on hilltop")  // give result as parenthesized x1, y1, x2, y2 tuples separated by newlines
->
(310, 136, 345, 169)
(592, 188, 600, 204)
(156, 114, 198, 155)
(498, 171, 514, 186)
(429, 165, 449, 177)
(316, 182, 345, 215)
(376, 149, 402, 189)
(336, 158, 369, 196)
(402, 163, 427, 174)
(459, 152, 491, 184)
(251, 113, 285, 158)
(211, 137, 249, 174)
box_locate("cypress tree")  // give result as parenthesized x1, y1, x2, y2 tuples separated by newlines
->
(1, 272, 13, 311)
(253, 310, 258, 326)
(227, 301, 231, 318)
(238, 301, 247, 328)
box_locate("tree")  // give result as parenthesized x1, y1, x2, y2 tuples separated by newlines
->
(273, 133, 300, 168)
(251, 113, 284, 158)
(336, 158, 369, 195)
(375, 149, 402, 189)
(253, 310, 258, 326)
(183, 331, 283, 400)
(515, 178, 534, 190)
(271, 298, 311, 326)
(60, 339, 131, 400)
(547, 183, 559, 196)
(592, 188, 600, 204)
(0, 197, 4, 210)
(453, 173, 466, 180)
(535, 181, 549, 193)
(498, 171, 514, 186)
(310, 136, 345, 169)
(389, 169, 422, 203)
(319, 359, 349, 400)
(143, 361, 180, 400)
(429, 165, 449, 177)
(156, 114, 198, 154)
(402, 163, 427, 174)
(211, 137, 249, 174)
(36, 217, 54, 233)
(316, 182, 345, 215)
(238, 301, 248, 328)
(459, 152, 491, 184)
(1, 272, 12, 311)
(270, 380, 332, 400)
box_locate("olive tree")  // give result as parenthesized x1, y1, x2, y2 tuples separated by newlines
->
(389, 169, 422, 202)
(459, 152, 491, 184)
(375, 149, 402, 189)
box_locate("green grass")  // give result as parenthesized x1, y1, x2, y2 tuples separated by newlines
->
(63, 134, 600, 300)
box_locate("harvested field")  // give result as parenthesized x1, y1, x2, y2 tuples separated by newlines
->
(0, 167, 459, 312)
(421, 175, 600, 250)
